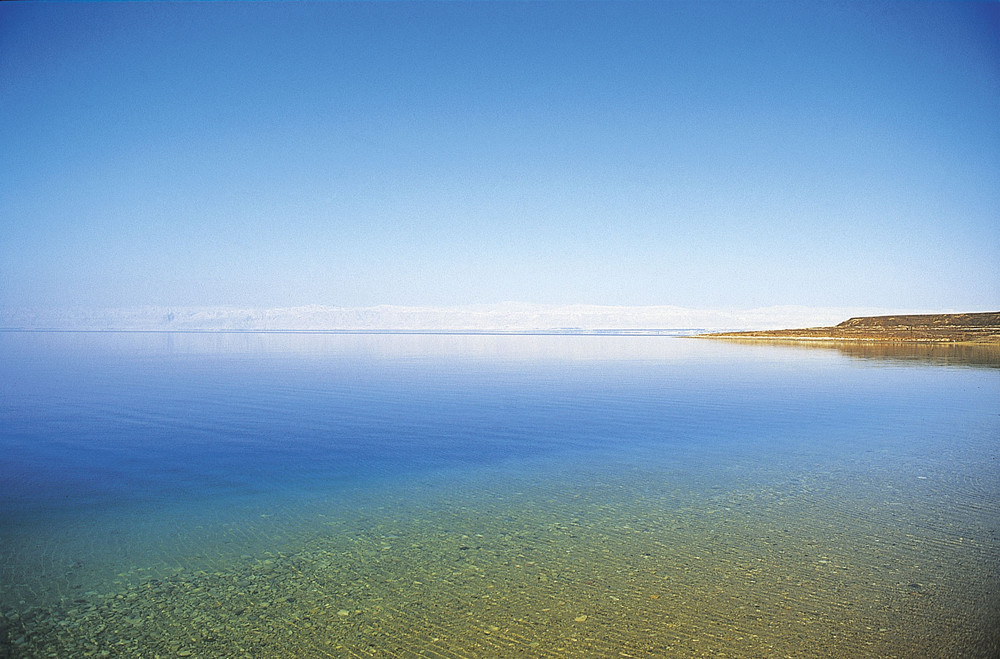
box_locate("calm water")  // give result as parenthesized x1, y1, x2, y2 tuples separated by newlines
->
(1, 332, 997, 657)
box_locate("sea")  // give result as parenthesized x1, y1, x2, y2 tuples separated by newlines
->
(1, 331, 997, 658)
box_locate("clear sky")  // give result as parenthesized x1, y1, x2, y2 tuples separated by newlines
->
(2, 1, 998, 312)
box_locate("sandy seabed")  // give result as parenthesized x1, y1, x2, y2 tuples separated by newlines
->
(3, 458, 997, 659)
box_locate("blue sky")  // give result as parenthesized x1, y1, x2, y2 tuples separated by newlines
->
(2, 1, 998, 312)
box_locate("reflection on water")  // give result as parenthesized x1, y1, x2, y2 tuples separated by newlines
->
(704, 338, 1000, 369)
(22, 329, 998, 365)
(830, 340, 1000, 368)
(2, 330, 713, 362)
(0, 332, 998, 658)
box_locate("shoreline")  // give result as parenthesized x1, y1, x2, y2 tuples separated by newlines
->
(696, 312, 1000, 345)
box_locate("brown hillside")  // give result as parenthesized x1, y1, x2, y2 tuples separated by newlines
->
(701, 312, 1000, 344)
(835, 312, 1000, 330)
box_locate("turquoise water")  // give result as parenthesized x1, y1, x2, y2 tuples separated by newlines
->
(1, 332, 998, 657)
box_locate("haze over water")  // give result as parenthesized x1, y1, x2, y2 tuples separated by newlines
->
(1, 331, 997, 657)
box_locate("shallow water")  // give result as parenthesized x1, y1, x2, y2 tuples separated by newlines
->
(1, 332, 998, 657)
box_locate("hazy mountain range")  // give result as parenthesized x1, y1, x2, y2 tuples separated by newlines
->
(0, 304, 926, 332)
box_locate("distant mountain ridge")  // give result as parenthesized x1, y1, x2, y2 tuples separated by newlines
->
(0, 304, 914, 332)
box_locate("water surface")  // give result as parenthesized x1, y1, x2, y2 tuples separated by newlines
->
(1, 332, 997, 657)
